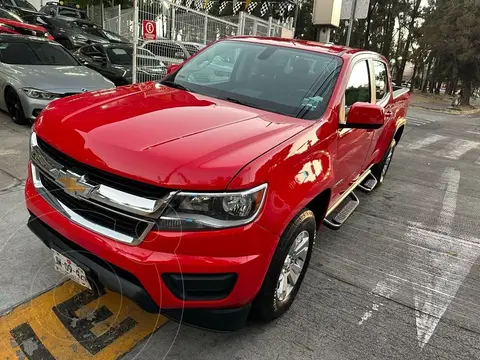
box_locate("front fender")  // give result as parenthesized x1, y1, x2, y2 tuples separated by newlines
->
(228, 120, 337, 237)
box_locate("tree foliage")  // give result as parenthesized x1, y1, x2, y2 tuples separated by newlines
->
(420, 0, 480, 105)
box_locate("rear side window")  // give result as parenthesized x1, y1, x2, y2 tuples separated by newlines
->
(0, 42, 78, 65)
(373, 60, 388, 102)
(345, 60, 371, 107)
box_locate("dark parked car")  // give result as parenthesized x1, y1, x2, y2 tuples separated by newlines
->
(0, 0, 38, 18)
(74, 43, 167, 85)
(23, 14, 108, 50)
(39, 1, 88, 20)
(61, 17, 130, 43)
(0, 8, 53, 39)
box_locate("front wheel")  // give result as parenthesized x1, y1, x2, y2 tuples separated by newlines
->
(371, 139, 396, 187)
(251, 209, 316, 322)
(5, 88, 28, 125)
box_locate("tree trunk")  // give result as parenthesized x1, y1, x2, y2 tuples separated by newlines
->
(422, 55, 434, 92)
(363, 0, 377, 49)
(410, 64, 417, 93)
(395, 0, 422, 85)
(461, 81, 472, 106)
(435, 82, 441, 94)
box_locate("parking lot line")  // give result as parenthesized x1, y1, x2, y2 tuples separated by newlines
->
(0, 281, 167, 360)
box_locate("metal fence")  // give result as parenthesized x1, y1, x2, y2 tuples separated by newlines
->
(87, 0, 293, 83)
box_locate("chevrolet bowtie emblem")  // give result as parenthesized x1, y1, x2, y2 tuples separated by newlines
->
(55, 171, 95, 198)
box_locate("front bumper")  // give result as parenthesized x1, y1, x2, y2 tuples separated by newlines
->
(18, 92, 52, 120)
(25, 175, 279, 331)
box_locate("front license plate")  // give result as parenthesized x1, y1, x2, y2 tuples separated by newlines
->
(52, 249, 92, 290)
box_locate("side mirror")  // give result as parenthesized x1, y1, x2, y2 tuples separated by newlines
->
(166, 63, 181, 74)
(341, 102, 385, 130)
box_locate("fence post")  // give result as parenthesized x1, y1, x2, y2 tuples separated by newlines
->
(132, 0, 139, 84)
(171, 7, 176, 40)
(118, 4, 121, 34)
(267, 16, 272, 36)
(253, 18, 257, 36)
(238, 11, 245, 35)
(101, 2, 105, 28)
(203, 16, 208, 44)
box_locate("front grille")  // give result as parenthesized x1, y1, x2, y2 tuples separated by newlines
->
(37, 137, 170, 199)
(39, 172, 150, 239)
(59, 93, 79, 98)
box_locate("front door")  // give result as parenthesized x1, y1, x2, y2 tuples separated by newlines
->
(333, 58, 375, 198)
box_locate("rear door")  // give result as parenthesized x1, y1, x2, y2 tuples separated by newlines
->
(333, 57, 376, 196)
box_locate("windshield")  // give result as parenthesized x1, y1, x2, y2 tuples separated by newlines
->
(58, 7, 86, 19)
(13, 0, 36, 10)
(163, 40, 342, 120)
(106, 47, 164, 67)
(37, 15, 71, 29)
(0, 41, 79, 65)
(101, 29, 128, 43)
(106, 47, 132, 65)
(0, 9, 23, 22)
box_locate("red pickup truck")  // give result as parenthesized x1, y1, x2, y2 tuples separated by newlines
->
(26, 37, 409, 331)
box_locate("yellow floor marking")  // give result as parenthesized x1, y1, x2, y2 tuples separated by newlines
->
(0, 281, 168, 360)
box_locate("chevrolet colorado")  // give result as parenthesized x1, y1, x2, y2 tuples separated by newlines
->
(25, 36, 410, 331)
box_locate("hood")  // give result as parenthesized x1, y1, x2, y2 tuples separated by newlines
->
(10, 65, 113, 92)
(34, 83, 309, 190)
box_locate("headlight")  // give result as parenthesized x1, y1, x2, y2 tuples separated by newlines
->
(22, 88, 59, 100)
(158, 184, 267, 230)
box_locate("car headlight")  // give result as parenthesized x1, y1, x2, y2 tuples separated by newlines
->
(22, 88, 59, 100)
(158, 184, 267, 230)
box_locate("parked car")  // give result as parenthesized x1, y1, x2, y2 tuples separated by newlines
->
(139, 39, 191, 66)
(74, 43, 166, 85)
(25, 37, 409, 332)
(0, 0, 38, 18)
(180, 41, 205, 56)
(0, 8, 53, 39)
(0, 35, 114, 124)
(39, 1, 88, 20)
(23, 14, 108, 49)
(62, 17, 130, 44)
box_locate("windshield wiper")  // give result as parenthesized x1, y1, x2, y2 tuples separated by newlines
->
(160, 80, 190, 92)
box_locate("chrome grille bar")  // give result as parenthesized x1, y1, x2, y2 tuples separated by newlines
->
(29, 132, 174, 245)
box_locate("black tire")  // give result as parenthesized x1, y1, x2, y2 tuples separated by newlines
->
(251, 209, 316, 322)
(371, 139, 396, 188)
(58, 39, 73, 50)
(5, 88, 28, 125)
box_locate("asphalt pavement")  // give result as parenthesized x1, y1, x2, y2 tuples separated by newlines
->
(1, 106, 480, 359)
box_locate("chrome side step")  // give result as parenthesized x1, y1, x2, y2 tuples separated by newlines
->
(358, 173, 378, 193)
(323, 192, 360, 230)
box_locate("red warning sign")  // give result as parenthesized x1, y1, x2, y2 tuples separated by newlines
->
(142, 20, 157, 40)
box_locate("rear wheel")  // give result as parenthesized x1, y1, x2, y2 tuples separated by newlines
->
(371, 139, 396, 187)
(5, 88, 28, 125)
(251, 209, 316, 322)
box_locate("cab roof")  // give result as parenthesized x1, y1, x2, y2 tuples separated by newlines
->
(228, 36, 365, 58)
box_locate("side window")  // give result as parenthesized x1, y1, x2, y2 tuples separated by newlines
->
(345, 60, 371, 108)
(80, 45, 93, 56)
(373, 60, 388, 102)
(92, 45, 105, 54)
